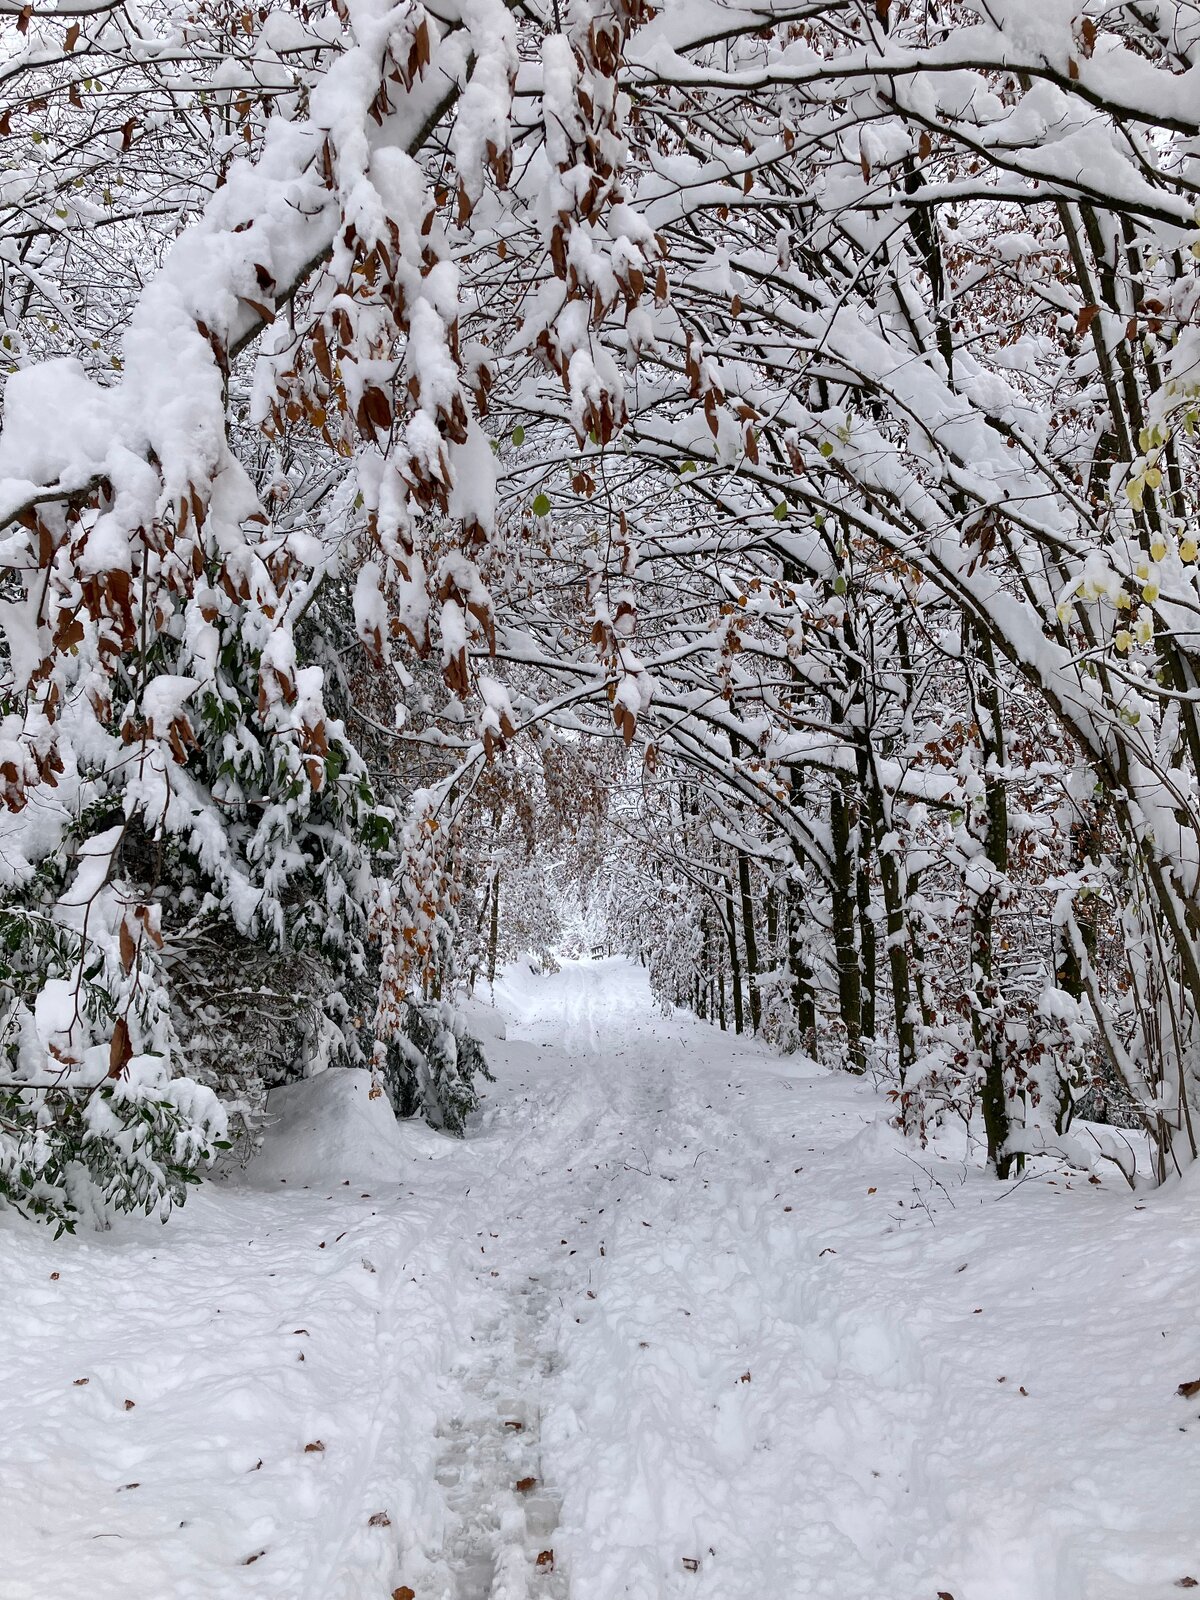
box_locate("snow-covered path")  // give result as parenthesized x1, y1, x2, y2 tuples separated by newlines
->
(3, 958, 1200, 1600)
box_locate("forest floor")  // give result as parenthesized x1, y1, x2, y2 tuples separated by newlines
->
(2, 958, 1200, 1600)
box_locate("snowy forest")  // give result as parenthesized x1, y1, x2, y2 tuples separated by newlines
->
(3, 0, 1200, 1594)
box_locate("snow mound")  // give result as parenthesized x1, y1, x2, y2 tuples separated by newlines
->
(245, 1068, 407, 1186)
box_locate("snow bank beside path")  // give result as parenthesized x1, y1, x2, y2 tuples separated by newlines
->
(245, 1066, 451, 1187)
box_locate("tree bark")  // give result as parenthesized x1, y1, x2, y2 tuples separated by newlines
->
(486, 868, 501, 988)
(725, 877, 744, 1035)
(738, 846, 762, 1033)
(830, 773, 865, 1071)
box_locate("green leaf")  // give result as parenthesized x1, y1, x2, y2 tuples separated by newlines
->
(832, 574, 847, 596)
(819, 440, 834, 458)
(511, 425, 525, 447)
(773, 501, 788, 521)
(532, 493, 552, 518)
(679, 460, 697, 475)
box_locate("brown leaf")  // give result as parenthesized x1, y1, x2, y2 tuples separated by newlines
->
(682, 1557, 701, 1573)
(368, 1512, 391, 1527)
(119, 919, 136, 974)
(1076, 305, 1100, 338)
(515, 1476, 537, 1493)
(393, 1588, 416, 1599)
(304, 1440, 326, 1453)
(134, 903, 163, 949)
(108, 1017, 133, 1079)
(536, 1550, 554, 1571)
(504, 1420, 524, 1431)
(1175, 1580, 1198, 1589)
(65, 21, 81, 49)
(243, 1550, 266, 1566)
(1177, 1379, 1200, 1399)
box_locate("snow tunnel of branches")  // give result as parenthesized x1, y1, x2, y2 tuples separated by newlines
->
(3, 0, 1200, 1224)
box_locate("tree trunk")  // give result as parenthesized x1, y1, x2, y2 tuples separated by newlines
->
(737, 847, 762, 1033)
(725, 878, 745, 1035)
(787, 876, 817, 1054)
(487, 868, 501, 988)
(830, 774, 865, 1071)
(968, 625, 1013, 1176)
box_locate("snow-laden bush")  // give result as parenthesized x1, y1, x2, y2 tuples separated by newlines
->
(0, 844, 227, 1233)
(378, 1000, 492, 1136)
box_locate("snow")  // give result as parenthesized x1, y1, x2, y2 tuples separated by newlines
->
(3, 959, 1200, 1599)
(246, 1069, 417, 1188)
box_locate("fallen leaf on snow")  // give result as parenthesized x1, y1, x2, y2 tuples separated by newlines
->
(368, 1512, 391, 1527)
(304, 1440, 326, 1453)
(536, 1550, 554, 1570)
(682, 1557, 701, 1573)
(1177, 1379, 1200, 1399)
(392, 1589, 415, 1600)
(243, 1550, 266, 1566)
(515, 1476, 537, 1493)
(1175, 1579, 1198, 1589)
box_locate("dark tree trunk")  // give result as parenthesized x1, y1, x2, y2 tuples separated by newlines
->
(738, 847, 762, 1033)
(487, 869, 501, 988)
(830, 774, 865, 1071)
(725, 878, 744, 1035)
(968, 624, 1014, 1177)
